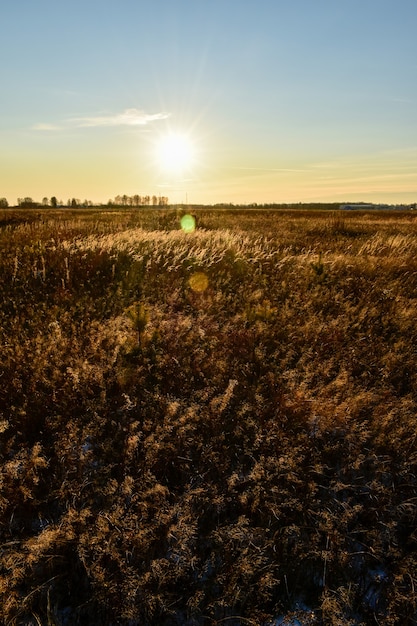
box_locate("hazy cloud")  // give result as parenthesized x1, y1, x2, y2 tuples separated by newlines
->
(32, 123, 63, 131)
(72, 108, 170, 128)
(233, 166, 310, 173)
(33, 108, 170, 131)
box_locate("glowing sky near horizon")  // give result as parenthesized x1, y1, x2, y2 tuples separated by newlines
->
(1, 0, 417, 205)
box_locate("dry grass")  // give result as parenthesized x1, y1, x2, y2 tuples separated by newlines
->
(1, 207, 417, 625)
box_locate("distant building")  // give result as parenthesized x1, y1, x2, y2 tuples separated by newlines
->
(340, 203, 383, 210)
(340, 203, 415, 211)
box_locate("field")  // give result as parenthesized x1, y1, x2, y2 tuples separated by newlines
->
(1, 207, 417, 625)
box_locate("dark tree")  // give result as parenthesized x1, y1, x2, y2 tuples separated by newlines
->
(18, 197, 38, 208)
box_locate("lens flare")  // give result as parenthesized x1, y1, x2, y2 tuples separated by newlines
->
(180, 214, 196, 232)
(189, 271, 209, 293)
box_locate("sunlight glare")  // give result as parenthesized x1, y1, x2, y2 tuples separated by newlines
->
(155, 132, 195, 174)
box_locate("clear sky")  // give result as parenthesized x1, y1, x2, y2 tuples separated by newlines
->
(1, 0, 417, 205)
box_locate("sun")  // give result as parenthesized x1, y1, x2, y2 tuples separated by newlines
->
(154, 131, 195, 174)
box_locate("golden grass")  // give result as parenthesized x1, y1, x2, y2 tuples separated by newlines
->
(1, 207, 417, 625)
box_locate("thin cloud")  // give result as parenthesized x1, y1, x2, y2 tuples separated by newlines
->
(32, 123, 63, 131)
(33, 108, 170, 131)
(72, 108, 170, 128)
(233, 166, 310, 173)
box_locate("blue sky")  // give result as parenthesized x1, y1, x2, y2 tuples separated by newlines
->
(1, 0, 417, 204)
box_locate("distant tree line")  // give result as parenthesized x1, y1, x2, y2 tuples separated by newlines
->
(3, 197, 414, 211)
(110, 194, 169, 207)
(0, 194, 170, 208)
(13, 197, 90, 209)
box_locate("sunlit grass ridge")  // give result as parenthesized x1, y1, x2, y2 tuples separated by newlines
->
(66, 226, 276, 267)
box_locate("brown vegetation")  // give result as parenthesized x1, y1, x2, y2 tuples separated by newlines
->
(1, 207, 417, 625)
